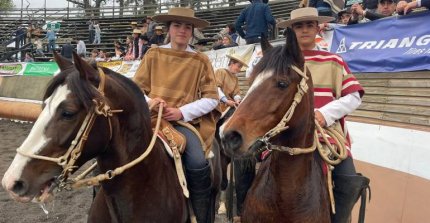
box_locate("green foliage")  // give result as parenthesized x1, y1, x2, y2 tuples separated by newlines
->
(0, 0, 14, 10)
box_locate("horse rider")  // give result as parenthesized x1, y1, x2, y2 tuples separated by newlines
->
(277, 7, 370, 223)
(215, 53, 257, 219)
(133, 7, 220, 223)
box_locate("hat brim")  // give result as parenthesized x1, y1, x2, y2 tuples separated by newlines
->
(152, 15, 210, 28)
(227, 55, 248, 68)
(277, 16, 334, 28)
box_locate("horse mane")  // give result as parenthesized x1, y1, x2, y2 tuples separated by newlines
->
(250, 28, 304, 84)
(43, 65, 153, 153)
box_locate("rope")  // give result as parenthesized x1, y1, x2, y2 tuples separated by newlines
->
(71, 106, 163, 189)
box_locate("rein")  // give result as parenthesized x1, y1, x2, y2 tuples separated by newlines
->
(249, 64, 349, 214)
(16, 68, 162, 192)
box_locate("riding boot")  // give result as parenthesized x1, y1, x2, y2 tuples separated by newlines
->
(187, 164, 212, 223)
(331, 174, 370, 223)
(234, 158, 256, 216)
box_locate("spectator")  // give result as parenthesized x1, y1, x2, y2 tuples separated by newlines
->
(114, 40, 125, 59)
(138, 35, 150, 59)
(308, 0, 334, 16)
(149, 26, 165, 46)
(61, 40, 74, 60)
(190, 27, 205, 45)
(76, 38, 87, 57)
(213, 34, 238, 50)
(397, 0, 430, 14)
(145, 16, 157, 39)
(24, 52, 34, 62)
(338, 8, 352, 24)
(226, 23, 239, 43)
(140, 19, 149, 35)
(88, 19, 94, 43)
(33, 36, 44, 56)
(124, 36, 135, 61)
(16, 26, 26, 48)
(349, 0, 397, 23)
(235, 0, 276, 44)
(46, 28, 56, 52)
(130, 21, 138, 30)
(93, 21, 101, 44)
(132, 29, 141, 59)
(97, 50, 107, 61)
(90, 48, 99, 60)
(212, 34, 224, 50)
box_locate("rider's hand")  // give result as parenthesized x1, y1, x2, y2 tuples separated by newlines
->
(163, 107, 183, 121)
(315, 110, 327, 127)
(148, 98, 166, 111)
(225, 100, 237, 107)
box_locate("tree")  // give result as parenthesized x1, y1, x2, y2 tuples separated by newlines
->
(0, 0, 14, 11)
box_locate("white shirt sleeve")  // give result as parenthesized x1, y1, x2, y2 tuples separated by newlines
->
(316, 92, 362, 127)
(218, 87, 227, 102)
(179, 98, 219, 122)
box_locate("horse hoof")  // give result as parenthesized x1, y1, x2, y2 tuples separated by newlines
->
(217, 202, 226, 214)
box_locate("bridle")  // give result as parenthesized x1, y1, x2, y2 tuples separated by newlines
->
(16, 68, 163, 192)
(250, 64, 318, 157)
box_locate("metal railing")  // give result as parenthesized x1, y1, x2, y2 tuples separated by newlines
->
(0, 0, 253, 20)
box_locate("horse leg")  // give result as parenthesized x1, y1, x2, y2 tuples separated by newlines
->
(234, 158, 256, 217)
(88, 187, 112, 223)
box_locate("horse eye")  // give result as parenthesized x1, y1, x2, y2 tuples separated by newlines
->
(277, 81, 289, 89)
(61, 111, 76, 120)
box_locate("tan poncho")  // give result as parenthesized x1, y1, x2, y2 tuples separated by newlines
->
(215, 68, 241, 112)
(133, 47, 220, 151)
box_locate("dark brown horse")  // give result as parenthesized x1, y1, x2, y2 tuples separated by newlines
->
(220, 29, 330, 222)
(2, 53, 221, 222)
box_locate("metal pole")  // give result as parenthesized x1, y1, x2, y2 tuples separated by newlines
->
(44, 0, 47, 20)
(113, 0, 115, 18)
(20, 0, 23, 19)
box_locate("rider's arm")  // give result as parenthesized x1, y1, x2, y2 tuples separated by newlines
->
(316, 92, 361, 127)
(179, 98, 218, 122)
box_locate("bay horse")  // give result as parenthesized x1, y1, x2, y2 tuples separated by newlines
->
(220, 29, 331, 222)
(1, 52, 221, 222)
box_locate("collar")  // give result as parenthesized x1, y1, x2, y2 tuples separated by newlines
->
(160, 43, 196, 54)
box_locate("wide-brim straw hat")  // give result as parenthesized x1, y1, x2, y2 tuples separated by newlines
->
(131, 21, 138, 25)
(227, 54, 248, 68)
(132, 29, 141, 34)
(152, 7, 210, 28)
(278, 7, 334, 28)
(155, 26, 163, 30)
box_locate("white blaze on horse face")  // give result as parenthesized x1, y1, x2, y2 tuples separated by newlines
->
(2, 84, 71, 189)
(219, 69, 274, 137)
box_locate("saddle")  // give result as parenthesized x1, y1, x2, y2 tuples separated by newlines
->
(151, 117, 186, 154)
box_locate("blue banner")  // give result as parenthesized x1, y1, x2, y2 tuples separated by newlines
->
(330, 11, 430, 73)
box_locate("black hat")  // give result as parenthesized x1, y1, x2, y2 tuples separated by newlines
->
(337, 8, 352, 17)
(379, 0, 397, 4)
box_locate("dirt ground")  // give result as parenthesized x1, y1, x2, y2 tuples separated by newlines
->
(0, 119, 228, 223)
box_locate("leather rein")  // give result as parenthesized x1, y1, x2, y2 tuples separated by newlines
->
(17, 68, 163, 191)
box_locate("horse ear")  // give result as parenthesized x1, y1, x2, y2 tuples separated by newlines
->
(53, 51, 73, 71)
(260, 33, 272, 54)
(72, 51, 99, 82)
(284, 27, 304, 66)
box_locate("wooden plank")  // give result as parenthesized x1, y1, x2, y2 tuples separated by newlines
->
(359, 79, 430, 88)
(355, 71, 430, 79)
(347, 116, 430, 132)
(362, 95, 430, 107)
(359, 102, 430, 116)
(364, 87, 430, 97)
(351, 110, 430, 127)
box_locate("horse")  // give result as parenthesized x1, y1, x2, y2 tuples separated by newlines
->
(220, 29, 331, 222)
(1, 52, 221, 223)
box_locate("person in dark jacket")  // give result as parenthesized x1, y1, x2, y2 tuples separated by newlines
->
(149, 26, 165, 46)
(60, 40, 74, 60)
(349, 0, 397, 24)
(235, 0, 276, 44)
(132, 29, 141, 59)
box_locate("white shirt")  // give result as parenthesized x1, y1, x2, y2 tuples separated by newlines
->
(145, 43, 218, 122)
(77, 40, 86, 55)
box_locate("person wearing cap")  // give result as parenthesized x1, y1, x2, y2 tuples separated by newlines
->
(149, 26, 165, 46)
(396, 0, 430, 14)
(132, 29, 141, 59)
(278, 7, 369, 223)
(235, 0, 276, 44)
(133, 7, 220, 223)
(349, 0, 397, 23)
(337, 8, 352, 24)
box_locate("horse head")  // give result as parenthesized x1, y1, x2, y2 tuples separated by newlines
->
(1, 52, 151, 203)
(221, 28, 315, 158)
